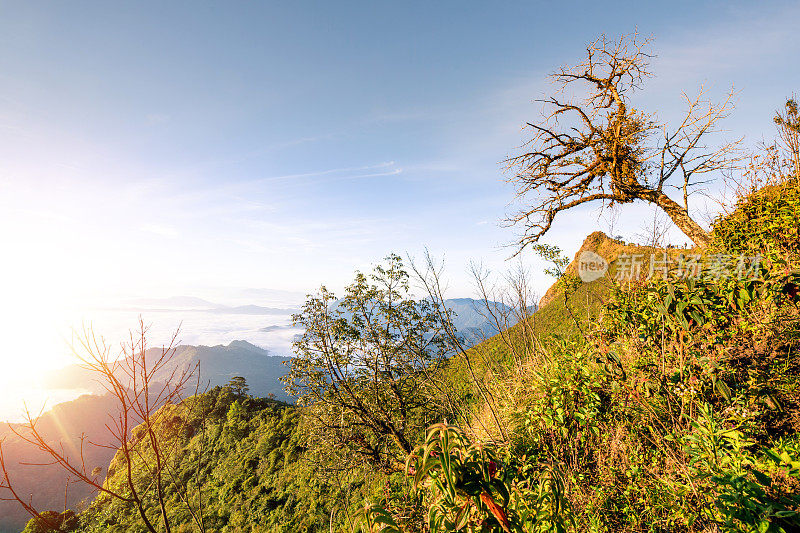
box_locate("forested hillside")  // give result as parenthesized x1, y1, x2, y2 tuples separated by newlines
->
(70, 390, 339, 532)
(10, 171, 797, 533)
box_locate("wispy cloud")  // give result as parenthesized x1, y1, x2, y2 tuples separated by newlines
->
(249, 161, 399, 185)
(304, 167, 402, 186)
(141, 223, 180, 238)
(159, 161, 403, 217)
(653, 3, 800, 79)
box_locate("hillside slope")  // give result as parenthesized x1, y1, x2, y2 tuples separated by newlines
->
(393, 177, 800, 532)
(66, 391, 357, 533)
(0, 394, 122, 533)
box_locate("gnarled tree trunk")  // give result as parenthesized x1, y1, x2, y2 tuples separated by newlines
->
(644, 189, 711, 247)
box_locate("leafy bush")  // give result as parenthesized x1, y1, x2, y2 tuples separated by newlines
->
(684, 405, 800, 532)
(711, 177, 800, 266)
(356, 423, 571, 533)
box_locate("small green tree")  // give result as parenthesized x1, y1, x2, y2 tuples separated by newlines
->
(283, 254, 450, 473)
(225, 376, 249, 398)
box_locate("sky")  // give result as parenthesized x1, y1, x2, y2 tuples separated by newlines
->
(1, 1, 799, 381)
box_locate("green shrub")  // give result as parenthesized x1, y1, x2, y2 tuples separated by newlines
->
(356, 423, 572, 533)
(711, 178, 800, 266)
(684, 404, 800, 532)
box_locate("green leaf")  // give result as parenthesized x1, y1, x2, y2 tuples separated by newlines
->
(715, 380, 732, 401)
(751, 469, 772, 487)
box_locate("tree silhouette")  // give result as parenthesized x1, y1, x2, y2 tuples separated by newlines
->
(225, 376, 249, 398)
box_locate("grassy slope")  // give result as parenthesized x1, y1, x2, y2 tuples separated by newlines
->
(446, 231, 651, 381)
(439, 178, 800, 532)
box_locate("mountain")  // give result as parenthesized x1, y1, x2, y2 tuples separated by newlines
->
(323, 297, 530, 347)
(44, 341, 292, 402)
(221, 287, 305, 307)
(0, 394, 123, 533)
(173, 341, 292, 401)
(443, 297, 536, 343)
(64, 394, 335, 532)
(259, 324, 289, 332)
(114, 297, 298, 315)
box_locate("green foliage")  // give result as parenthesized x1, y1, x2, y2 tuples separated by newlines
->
(711, 177, 800, 266)
(774, 98, 800, 136)
(604, 262, 800, 436)
(509, 340, 605, 461)
(71, 389, 354, 533)
(353, 504, 403, 533)
(604, 262, 785, 345)
(22, 511, 78, 533)
(773, 97, 800, 179)
(532, 243, 587, 337)
(684, 405, 800, 532)
(284, 254, 451, 471)
(531, 244, 571, 280)
(390, 423, 570, 533)
(225, 376, 250, 398)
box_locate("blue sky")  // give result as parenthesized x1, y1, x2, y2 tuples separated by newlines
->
(1, 0, 799, 310)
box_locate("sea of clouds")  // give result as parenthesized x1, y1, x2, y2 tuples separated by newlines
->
(0, 291, 304, 422)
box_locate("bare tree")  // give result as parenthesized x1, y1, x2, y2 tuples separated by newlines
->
(506, 33, 741, 250)
(716, 98, 800, 214)
(774, 96, 800, 179)
(409, 252, 512, 442)
(636, 209, 670, 248)
(0, 320, 207, 533)
(599, 204, 622, 240)
(467, 261, 540, 371)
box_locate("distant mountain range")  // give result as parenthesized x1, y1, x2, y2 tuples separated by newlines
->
(444, 297, 522, 342)
(260, 324, 289, 332)
(117, 297, 297, 315)
(45, 298, 526, 398)
(208, 305, 295, 315)
(123, 295, 220, 309)
(45, 340, 292, 402)
(327, 297, 533, 345)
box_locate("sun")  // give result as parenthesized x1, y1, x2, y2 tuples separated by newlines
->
(0, 276, 88, 422)
(0, 263, 80, 389)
